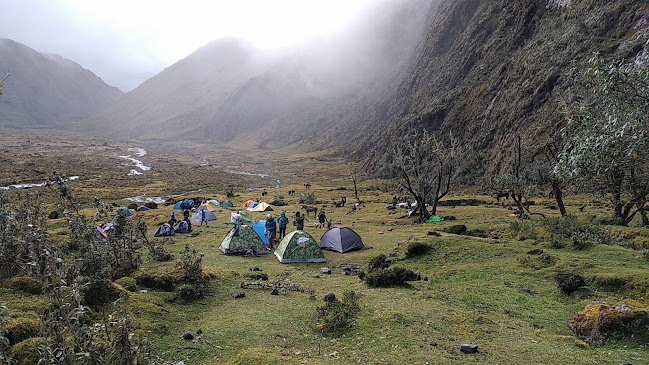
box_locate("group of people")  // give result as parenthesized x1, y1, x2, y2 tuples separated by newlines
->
(263, 210, 307, 247)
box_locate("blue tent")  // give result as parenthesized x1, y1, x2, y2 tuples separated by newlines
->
(173, 201, 183, 209)
(183, 198, 195, 208)
(251, 220, 269, 244)
(117, 207, 133, 216)
(247, 201, 259, 210)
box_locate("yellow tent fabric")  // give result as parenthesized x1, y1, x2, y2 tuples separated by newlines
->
(250, 202, 274, 212)
(206, 200, 220, 211)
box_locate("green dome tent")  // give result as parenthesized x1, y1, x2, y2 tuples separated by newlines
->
(274, 230, 326, 263)
(220, 224, 269, 255)
(221, 200, 234, 208)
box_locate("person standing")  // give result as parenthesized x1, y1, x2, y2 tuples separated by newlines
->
(200, 209, 208, 226)
(294, 211, 304, 230)
(317, 209, 327, 229)
(265, 213, 277, 247)
(277, 211, 289, 239)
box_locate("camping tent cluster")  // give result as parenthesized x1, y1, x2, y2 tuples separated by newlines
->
(243, 200, 274, 212)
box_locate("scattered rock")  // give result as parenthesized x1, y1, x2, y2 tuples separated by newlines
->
(430, 342, 438, 347)
(387, 228, 393, 232)
(233, 291, 245, 298)
(460, 344, 479, 353)
(309, 294, 316, 300)
(182, 331, 194, 340)
(427, 231, 441, 236)
(196, 329, 202, 335)
(378, 231, 384, 234)
(323, 292, 336, 303)
(320, 267, 331, 274)
(340, 264, 361, 276)
(48, 211, 59, 219)
(270, 288, 279, 295)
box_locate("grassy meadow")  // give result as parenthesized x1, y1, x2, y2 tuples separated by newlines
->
(1, 130, 649, 364)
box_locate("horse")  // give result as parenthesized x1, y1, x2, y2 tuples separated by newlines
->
(301, 205, 318, 216)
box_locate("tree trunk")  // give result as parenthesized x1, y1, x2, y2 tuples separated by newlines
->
(551, 181, 566, 216)
(352, 173, 360, 203)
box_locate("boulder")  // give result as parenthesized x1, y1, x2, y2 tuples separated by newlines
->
(144, 202, 158, 209)
(460, 344, 479, 353)
(48, 211, 59, 219)
(320, 267, 331, 274)
(323, 292, 336, 303)
(233, 291, 245, 298)
(570, 299, 649, 342)
(182, 331, 194, 340)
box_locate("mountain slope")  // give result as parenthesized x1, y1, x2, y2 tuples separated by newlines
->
(356, 0, 649, 176)
(0, 38, 123, 127)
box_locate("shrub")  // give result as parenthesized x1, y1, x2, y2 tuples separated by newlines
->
(81, 278, 119, 307)
(114, 277, 137, 292)
(555, 272, 586, 295)
(6, 318, 39, 345)
(570, 299, 649, 344)
(314, 290, 360, 334)
(133, 271, 174, 291)
(147, 242, 173, 262)
(5, 276, 42, 294)
(176, 283, 204, 301)
(367, 254, 390, 272)
(363, 267, 418, 288)
(509, 220, 537, 240)
(405, 242, 433, 258)
(442, 224, 467, 235)
(9, 337, 42, 365)
(520, 252, 557, 270)
(178, 244, 204, 283)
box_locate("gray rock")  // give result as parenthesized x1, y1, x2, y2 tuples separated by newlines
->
(460, 344, 479, 353)
(270, 288, 279, 295)
(182, 331, 194, 340)
(320, 267, 331, 274)
(233, 291, 245, 298)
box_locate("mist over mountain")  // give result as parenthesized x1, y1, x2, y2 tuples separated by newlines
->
(79, 0, 435, 144)
(0, 38, 123, 128)
(357, 0, 649, 176)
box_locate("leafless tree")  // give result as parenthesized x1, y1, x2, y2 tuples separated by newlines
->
(392, 130, 461, 222)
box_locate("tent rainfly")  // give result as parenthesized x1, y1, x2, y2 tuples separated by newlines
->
(274, 230, 325, 263)
(220, 224, 268, 255)
(319, 227, 364, 253)
(221, 200, 234, 208)
(191, 210, 217, 222)
(154, 223, 174, 237)
(250, 202, 273, 212)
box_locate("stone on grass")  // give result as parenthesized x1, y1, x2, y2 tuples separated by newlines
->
(320, 267, 331, 274)
(233, 291, 245, 298)
(323, 292, 336, 303)
(270, 288, 279, 295)
(569, 299, 649, 342)
(182, 331, 194, 340)
(460, 344, 479, 353)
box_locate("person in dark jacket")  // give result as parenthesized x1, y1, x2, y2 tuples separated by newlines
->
(265, 213, 277, 247)
(294, 211, 304, 230)
(317, 210, 327, 229)
(277, 211, 289, 239)
(200, 209, 208, 226)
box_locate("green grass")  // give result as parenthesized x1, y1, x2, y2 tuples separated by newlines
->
(1, 132, 649, 363)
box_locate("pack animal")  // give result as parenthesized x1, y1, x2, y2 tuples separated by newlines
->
(496, 191, 510, 203)
(301, 205, 318, 216)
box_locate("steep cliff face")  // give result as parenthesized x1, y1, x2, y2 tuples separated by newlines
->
(359, 0, 649, 176)
(0, 39, 123, 128)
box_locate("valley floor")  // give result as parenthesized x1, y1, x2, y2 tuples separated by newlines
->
(1, 131, 649, 364)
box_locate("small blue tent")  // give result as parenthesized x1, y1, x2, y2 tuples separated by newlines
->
(173, 201, 183, 209)
(247, 201, 259, 210)
(117, 207, 133, 216)
(251, 220, 269, 244)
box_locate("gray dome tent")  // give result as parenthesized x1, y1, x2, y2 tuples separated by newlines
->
(319, 227, 364, 253)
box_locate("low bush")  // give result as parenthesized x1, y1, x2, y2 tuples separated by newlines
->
(114, 276, 137, 292)
(555, 272, 586, 295)
(314, 290, 360, 334)
(147, 242, 173, 262)
(133, 271, 174, 291)
(9, 337, 43, 365)
(442, 224, 467, 235)
(367, 254, 390, 272)
(81, 279, 119, 307)
(176, 283, 204, 301)
(508, 220, 537, 240)
(404, 242, 433, 258)
(520, 252, 557, 270)
(6, 318, 39, 345)
(5, 276, 42, 294)
(362, 267, 418, 288)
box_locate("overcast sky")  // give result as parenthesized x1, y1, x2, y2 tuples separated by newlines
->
(0, 0, 375, 92)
